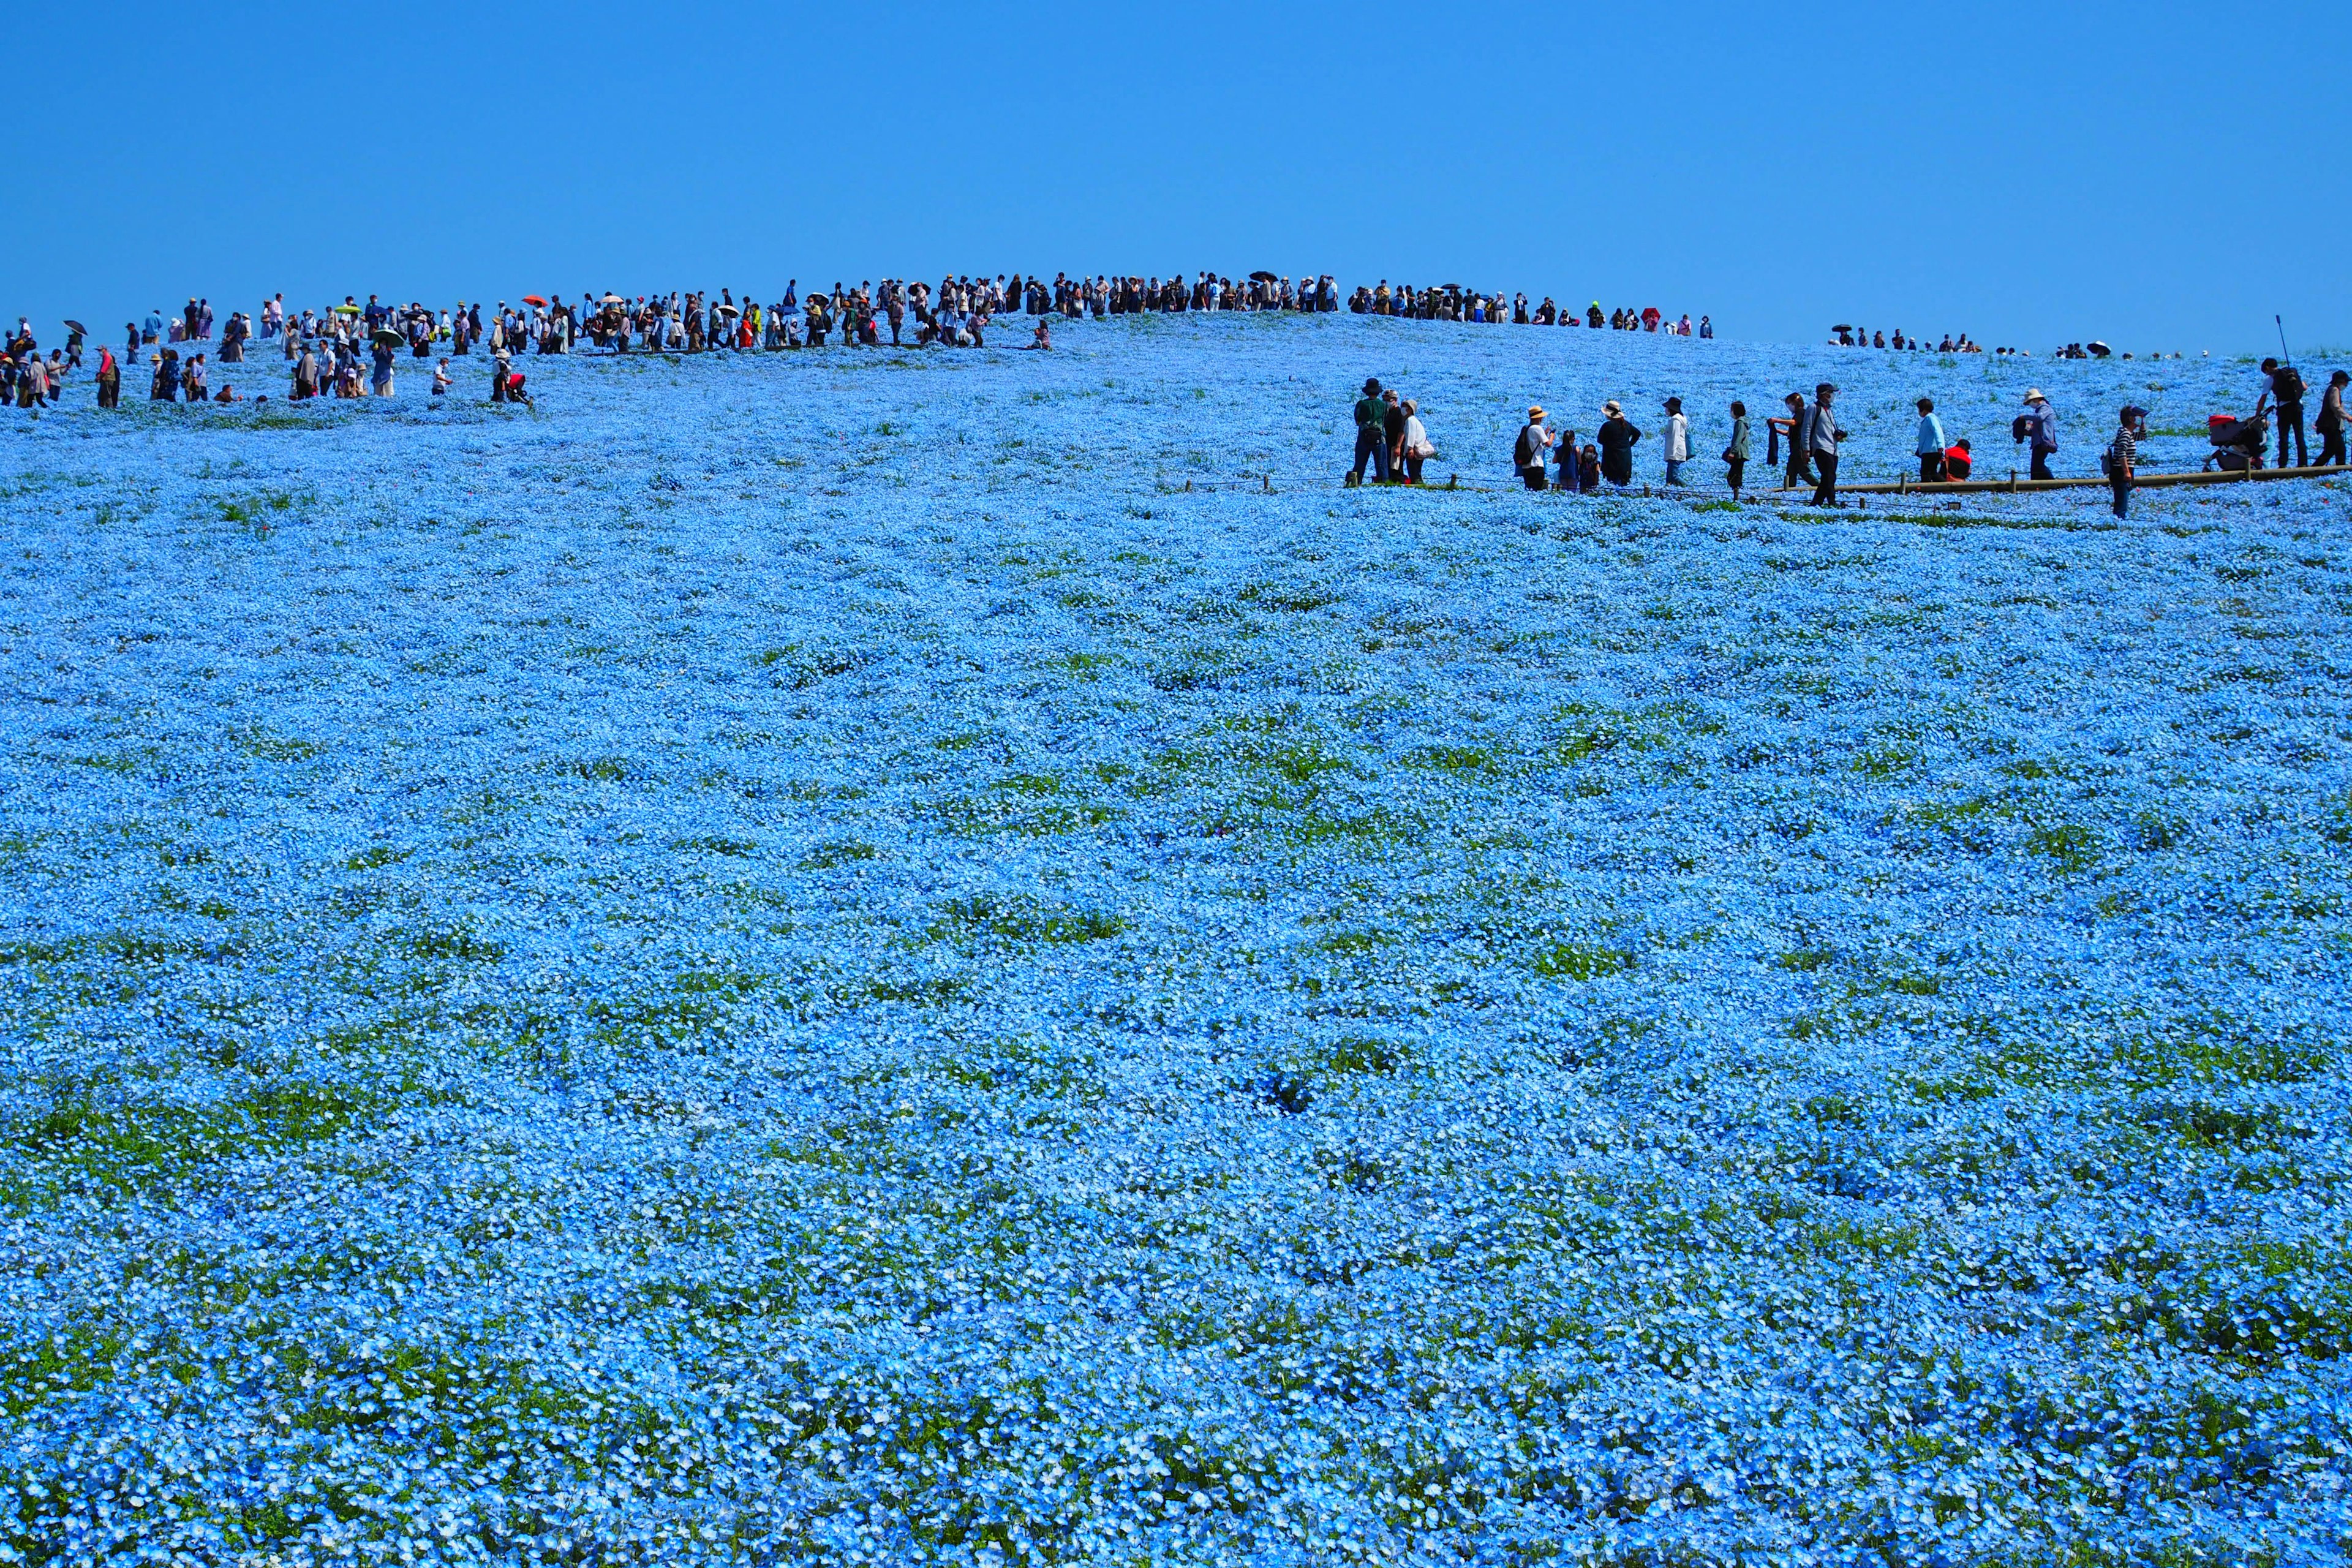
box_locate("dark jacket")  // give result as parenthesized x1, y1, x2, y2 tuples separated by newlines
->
(1597, 416, 1642, 481)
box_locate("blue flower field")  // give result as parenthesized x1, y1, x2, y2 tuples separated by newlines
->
(2, 314, 2349, 1566)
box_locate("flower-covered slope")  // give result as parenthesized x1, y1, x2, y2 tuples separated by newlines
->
(1, 315, 2348, 1565)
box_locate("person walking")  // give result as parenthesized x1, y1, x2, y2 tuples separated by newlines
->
(1515, 406, 1554, 489)
(1661, 397, 1689, 484)
(1597, 401, 1642, 485)
(2019, 389, 2058, 481)
(1771, 392, 1814, 491)
(1914, 398, 1947, 483)
(2316, 371, 2350, 467)
(1806, 383, 1846, 505)
(95, 345, 120, 409)
(1382, 390, 1408, 481)
(2256, 358, 2308, 469)
(2105, 404, 2139, 519)
(1724, 401, 1749, 497)
(1351, 377, 1390, 483)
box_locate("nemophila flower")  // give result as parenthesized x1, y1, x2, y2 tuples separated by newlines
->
(0, 317, 2346, 1564)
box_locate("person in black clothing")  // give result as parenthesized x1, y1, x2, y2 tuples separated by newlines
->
(2317, 371, 2350, 468)
(1596, 401, 1642, 485)
(1381, 390, 1407, 483)
(2258, 358, 2308, 469)
(1770, 392, 1814, 489)
(1350, 377, 1389, 483)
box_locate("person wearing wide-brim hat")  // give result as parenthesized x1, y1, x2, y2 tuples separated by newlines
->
(2019, 387, 2059, 480)
(1597, 401, 1643, 486)
(1515, 405, 1555, 489)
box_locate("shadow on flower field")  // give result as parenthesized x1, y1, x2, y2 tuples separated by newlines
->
(1, 315, 2348, 1564)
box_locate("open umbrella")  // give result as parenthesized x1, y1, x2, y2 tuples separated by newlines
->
(601, 293, 625, 304)
(1832, 323, 1852, 333)
(332, 303, 362, 315)
(522, 295, 548, 307)
(715, 304, 740, 317)
(371, 328, 404, 347)
(1249, 270, 1278, 282)
(63, 319, 87, 335)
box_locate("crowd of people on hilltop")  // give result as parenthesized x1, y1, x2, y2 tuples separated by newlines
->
(1, 270, 1721, 410)
(1349, 356, 2350, 520)
(1829, 323, 2191, 361)
(1350, 286, 1711, 337)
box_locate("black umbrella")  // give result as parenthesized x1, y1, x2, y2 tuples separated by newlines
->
(1249, 270, 1278, 282)
(371, 327, 404, 347)
(1832, 323, 1852, 333)
(715, 304, 740, 318)
(63, 319, 88, 335)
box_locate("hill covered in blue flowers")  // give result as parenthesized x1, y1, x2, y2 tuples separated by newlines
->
(3, 314, 2348, 1565)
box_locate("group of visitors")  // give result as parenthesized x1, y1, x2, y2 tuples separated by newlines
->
(15, 272, 1711, 412)
(1347, 356, 2350, 517)
(1352, 288, 1711, 337)
(1833, 325, 1981, 353)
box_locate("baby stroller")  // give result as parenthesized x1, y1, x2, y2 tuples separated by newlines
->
(2205, 410, 2267, 472)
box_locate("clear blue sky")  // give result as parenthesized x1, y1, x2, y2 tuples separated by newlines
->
(14, 0, 2347, 354)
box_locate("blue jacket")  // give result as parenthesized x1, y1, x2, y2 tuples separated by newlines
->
(2026, 402, 2058, 453)
(1915, 413, 1946, 454)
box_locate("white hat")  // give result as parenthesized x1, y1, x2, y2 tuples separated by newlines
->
(2024, 388, 2045, 402)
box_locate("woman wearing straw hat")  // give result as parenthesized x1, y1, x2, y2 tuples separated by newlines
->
(1597, 401, 1642, 486)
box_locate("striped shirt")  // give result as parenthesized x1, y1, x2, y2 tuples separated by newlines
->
(2109, 425, 2137, 470)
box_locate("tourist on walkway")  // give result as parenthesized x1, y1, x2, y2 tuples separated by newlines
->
(1351, 378, 1390, 483)
(1597, 401, 1642, 486)
(1807, 384, 1845, 505)
(1915, 398, 1947, 483)
(2258, 358, 2308, 468)
(1399, 401, 1432, 484)
(1724, 401, 1749, 497)
(2317, 371, 2349, 467)
(1771, 393, 1814, 490)
(2106, 405, 2139, 518)
(2019, 390, 2058, 481)
(1515, 407, 1554, 489)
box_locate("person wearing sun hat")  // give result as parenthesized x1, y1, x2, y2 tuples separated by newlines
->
(1515, 405, 1555, 489)
(1597, 400, 1643, 486)
(2019, 388, 2059, 480)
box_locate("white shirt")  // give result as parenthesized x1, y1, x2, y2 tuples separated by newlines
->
(1665, 413, 1690, 461)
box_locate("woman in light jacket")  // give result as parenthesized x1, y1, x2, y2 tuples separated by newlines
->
(1398, 400, 1434, 485)
(1662, 396, 1690, 484)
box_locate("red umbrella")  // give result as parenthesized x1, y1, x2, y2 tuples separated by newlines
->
(522, 295, 548, 307)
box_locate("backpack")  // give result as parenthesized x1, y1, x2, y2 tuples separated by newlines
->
(1513, 426, 1535, 469)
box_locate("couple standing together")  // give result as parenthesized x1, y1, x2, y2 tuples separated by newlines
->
(1350, 378, 1438, 483)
